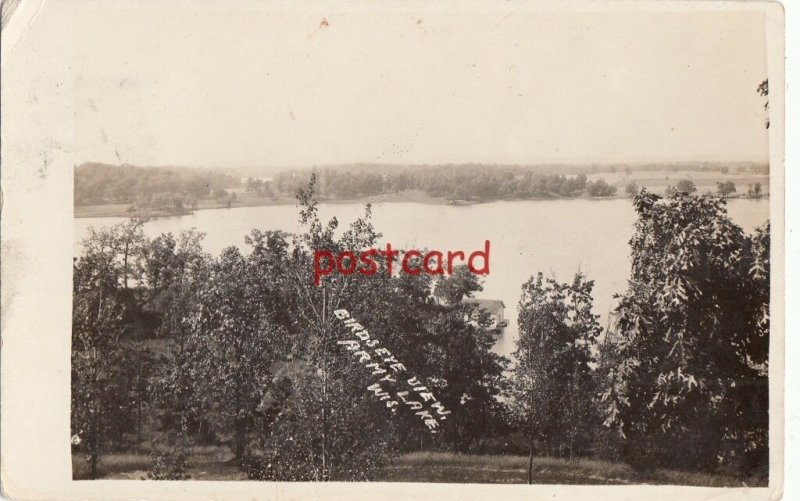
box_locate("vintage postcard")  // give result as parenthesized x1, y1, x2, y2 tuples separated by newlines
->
(0, 0, 787, 499)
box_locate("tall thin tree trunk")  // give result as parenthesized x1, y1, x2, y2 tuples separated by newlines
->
(137, 398, 142, 442)
(320, 288, 328, 481)
(321, 359, 328, 480)
(527, 339, 535, 484)
(528, 438, 534, 485)
(569, 432, 574, 461)
(89, 348, 100, 480)
(234, 418, 245, 464)
(123, 241, 129, 290)
(90, 400, 100, 480)
(90, 446, 98, 479)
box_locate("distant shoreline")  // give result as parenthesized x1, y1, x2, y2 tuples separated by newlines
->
(74, 162, 770, 218)
(74, 190, 768, 219)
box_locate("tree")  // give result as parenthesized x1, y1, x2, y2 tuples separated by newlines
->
(71, 219, 150, 478)
(752, 182, 763, 199)
(242, 174, 401, 481)
(717, 181, 736, 198)
(586, 179, 617, 197)
(758, 79, 769, 129)
(510, 273, 602, 483)
(245, 178, 275, 197)
(147, 230, 214, 473)
(422, 304, 508, 454)
(245, 177, 262, 193)
(433, 265, 484, 305)
(624, 182, 639, 198)
(675, 179, 696, 194)
(747, 182, 763, 199)
(598, 191, 769, 476)
(338, 248, 508, 456)
(222, 191, 237, 208)
(123, 345, 155, 444)
(188, 246, 290, 464)
(249, 358, 398, 481)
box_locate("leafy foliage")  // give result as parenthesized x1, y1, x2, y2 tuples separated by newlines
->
(74, 163, 239, 209)
(598, 191, 769, 476)
(148, 447, 191, 480)
(757, 79, 769, 129)
(586, 179, 617, 197)
(510, 273, 602, 466)
(717, 181, 737, 197)
(675, 179, 697, 194)
(433, 265, 484, 305)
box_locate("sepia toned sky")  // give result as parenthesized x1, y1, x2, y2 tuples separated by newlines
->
(7, 1, 770, 169)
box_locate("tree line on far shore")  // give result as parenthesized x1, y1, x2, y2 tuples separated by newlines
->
(74, 162, 769, 215)
(272, 163, 766, 202)
(624, 178, 765, 200)
(74, 163, 240, 210)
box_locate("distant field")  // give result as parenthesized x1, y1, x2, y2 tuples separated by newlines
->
(73, 449, 757, 486)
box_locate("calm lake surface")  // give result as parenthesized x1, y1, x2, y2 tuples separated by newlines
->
(74, 199, 769, 359)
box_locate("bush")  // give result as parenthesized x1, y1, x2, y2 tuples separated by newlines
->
(148, 448, 191, 480)
(586, 179, 617, 197)
(675, 179, 696, 194)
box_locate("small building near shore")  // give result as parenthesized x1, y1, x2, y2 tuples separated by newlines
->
(462, 298, 508, 331)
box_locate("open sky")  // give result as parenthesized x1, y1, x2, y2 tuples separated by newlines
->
(9, 1, 770, 170)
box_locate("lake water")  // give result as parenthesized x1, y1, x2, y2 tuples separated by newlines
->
(74, 199, 769, 359)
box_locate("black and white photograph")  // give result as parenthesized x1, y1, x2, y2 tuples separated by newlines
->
(0, 0, 790, 499)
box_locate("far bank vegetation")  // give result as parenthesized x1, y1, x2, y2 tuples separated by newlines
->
(74, 161, 769, 217)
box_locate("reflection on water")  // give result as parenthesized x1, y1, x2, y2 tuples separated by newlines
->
(74, 199, 770, 359)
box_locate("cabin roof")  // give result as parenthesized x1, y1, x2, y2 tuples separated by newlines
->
(462, 298, 505, 314)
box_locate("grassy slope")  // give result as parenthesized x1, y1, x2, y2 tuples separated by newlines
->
(376, 452, 752, 486)
(72, 446, 247, 481)
(72, 449, 755, 486)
